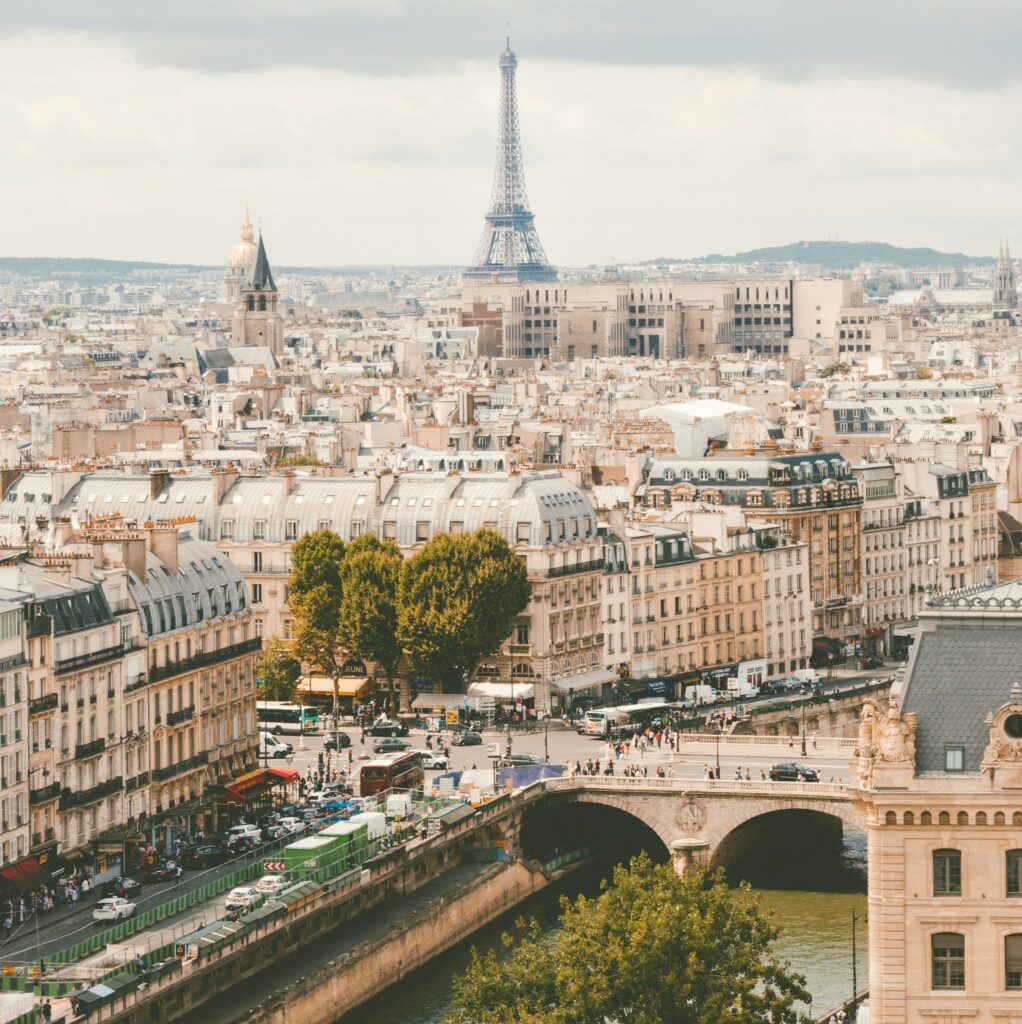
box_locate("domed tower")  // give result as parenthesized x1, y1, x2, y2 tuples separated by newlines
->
(224, 213, 257, 303)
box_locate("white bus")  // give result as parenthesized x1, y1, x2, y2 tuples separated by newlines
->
(583, 700, 669, 739)
(256, 701, 320, 736)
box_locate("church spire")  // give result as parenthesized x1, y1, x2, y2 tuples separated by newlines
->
(994, 238, 1018, 309)
(249, 232, 276, 292)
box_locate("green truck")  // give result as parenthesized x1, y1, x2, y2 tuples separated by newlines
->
(318, 820, 373, 864)
(282, 835, 345, 881)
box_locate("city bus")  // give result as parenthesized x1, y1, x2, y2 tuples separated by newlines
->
(256, 701, 320, 736)
(583, 700, 669, 739)
(359, 751, 425, 797)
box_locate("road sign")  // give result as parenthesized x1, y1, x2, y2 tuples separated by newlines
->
(486, 743, 500, 758)
(445, 708, 459, 725)
(264, 861, 285, 872)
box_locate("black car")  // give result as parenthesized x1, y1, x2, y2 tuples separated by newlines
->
(365, 720, 409, 737)
(323, 731, 353, 752)
(143, 859, 182, 882)
(768, 762, 819, 783)
(181, 843, 234, 869)
(102, 875, 143, 898)
(450, 730, 483, 747)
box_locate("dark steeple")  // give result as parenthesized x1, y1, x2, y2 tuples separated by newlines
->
(249, 233, 276, 292)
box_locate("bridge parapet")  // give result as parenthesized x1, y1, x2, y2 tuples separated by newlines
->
(531, 775, 859, 876)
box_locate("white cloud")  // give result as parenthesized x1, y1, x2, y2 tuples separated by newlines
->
(0, 30, 1019, 265)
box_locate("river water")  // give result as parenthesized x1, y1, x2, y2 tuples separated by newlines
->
(348, 830, 868, 1024)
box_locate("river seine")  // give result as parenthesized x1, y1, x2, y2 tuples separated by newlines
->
(348, 829, 868, 1024)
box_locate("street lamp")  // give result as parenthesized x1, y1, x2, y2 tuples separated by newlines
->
(800, 697, 807, 757)
(714, 719, 722, 779)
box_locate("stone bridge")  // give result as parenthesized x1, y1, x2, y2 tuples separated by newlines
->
(520, 776, 862, 878)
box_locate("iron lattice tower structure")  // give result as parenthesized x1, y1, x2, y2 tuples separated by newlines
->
(463, 41, 557, 283)
(994, 239, 1018, 308)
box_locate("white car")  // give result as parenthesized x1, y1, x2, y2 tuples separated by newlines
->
(224, 886, 263, 912)
(254, 874, 288, 897)
(417, 750, 450, 770)
(92, 897, 136, 923)
(225, 824, 262, 845)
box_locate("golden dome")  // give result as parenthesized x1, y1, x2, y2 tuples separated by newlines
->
(227, 214, 256, 268)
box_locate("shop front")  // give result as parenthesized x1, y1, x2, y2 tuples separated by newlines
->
(296, 672, 372, 723)
(218, 766, 299, 825)
(548, 668, 616, 714)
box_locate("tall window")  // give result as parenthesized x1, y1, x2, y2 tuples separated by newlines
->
(1008, 850, 1022, 897)
(1006, 935, 1022, 989)
(931, 933, 965, 989)
(933, 849, 961, 897)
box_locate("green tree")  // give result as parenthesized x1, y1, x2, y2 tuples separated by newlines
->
(277, 454, 323, 467)
(819, 361, 852, 378)
(444, 855, 812, 1024)
(256, 637, 302, 702)
(289, 528, 345, 601)
(338, 534, 404, 712)
(288, 529, 346, 717)
(397, 528, 531, 692)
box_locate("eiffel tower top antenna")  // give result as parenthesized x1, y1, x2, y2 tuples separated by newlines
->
(462, 41, 556, 283)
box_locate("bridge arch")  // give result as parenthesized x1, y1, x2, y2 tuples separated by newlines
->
(520, 792, 672, 864)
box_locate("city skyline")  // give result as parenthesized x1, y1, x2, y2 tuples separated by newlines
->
(3, 1, 1022, 265)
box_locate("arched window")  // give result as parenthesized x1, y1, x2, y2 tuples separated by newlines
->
(920, 811, 932, 826)
(246, 296, 254, 311)
(716, 468, 727, 482)
(1007, 850, 1022, 897)
(939, 811, 951, 825)
(663, 468, 675, 481)
(885, 811, 897, 825)
(510, 663, 534, 678)
(996, 811, 1006, 826)
(933, 849, 961, 896)
(931, 932, 965, 989)
(698, 468, 710, 481)
(259, 296, 267, 312)
(903, 811, 915, 825)
(737, 468, 748, 481)
(957, 811, 969, 826)
(1006, 935, 1022, 989)
(976, 812, 987, 826)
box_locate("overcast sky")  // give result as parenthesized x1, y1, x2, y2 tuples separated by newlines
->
(2, 1, 1021, 266)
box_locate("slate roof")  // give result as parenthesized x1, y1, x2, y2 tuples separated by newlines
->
(901, 621, 1022, 773)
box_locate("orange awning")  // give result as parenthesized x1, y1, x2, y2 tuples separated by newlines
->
(267, 767, 298, 784)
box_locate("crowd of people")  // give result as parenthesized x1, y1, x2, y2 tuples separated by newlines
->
(2, 872, 96, 940)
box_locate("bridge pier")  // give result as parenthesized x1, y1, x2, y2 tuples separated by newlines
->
(670, 837, 709, 876)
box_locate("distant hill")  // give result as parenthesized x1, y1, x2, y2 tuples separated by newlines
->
(672, 241, 994, 270)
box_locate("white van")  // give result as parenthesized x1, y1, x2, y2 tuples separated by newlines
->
(348, 811, 387, 841)
(385, 792, 414, 820)
(259, 732, 292, 759)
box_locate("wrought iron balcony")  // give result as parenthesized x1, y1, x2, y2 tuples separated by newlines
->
(148, 637, 262, 684)
(29, 783, 60, 805)
(59, 776, 123, 810)
(74, 738, 106, 761)
(29, 693, 58, 715)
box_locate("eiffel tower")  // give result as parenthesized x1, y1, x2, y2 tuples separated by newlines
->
(463, 40, 557, 283)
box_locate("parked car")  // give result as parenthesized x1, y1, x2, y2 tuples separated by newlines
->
(450, 730, 483, 746)
(225, 824, 262, 846)
(308, 782, 354, 805)
(224, 886, 263, 912)
(93, 897, 136, 923)
(181, 843, 234, 869)
(102, 875, 143, 899)
(365, 719, 409, 737)
(266, 821, 304, 841)
(372, 737, 413, 754)
(768, 762, 820, 783)
(417, 750, 450, 770)
(323, 731, 353, 752)
(254, 874, 289, 897)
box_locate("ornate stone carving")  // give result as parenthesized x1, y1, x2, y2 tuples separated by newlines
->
(876, 700, 918, 764)
(676, 796, 706, 835)
(981, 703, 1022, 766)
(856, 698, 917, 787)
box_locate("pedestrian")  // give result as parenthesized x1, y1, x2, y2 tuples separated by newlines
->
(812, 733, 818, 751)
(81, 875, 91, 899)
(40, 998, 52, 1023)
(734, 767, 742, 780)
(744, 767, 751, 781)
(703, 762, 709, 779)
(133, 953, 146, 974)
(788, 735, 794, 750)
(2, 916, 11, 942)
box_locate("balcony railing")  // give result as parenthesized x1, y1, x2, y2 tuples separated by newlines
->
(55, 643, 135, 676)
(124, 675, 149, 694)
(74, 738, 106, 761)
(166, 706, 195, 727)
(26, 616, 52, 639)
(547, 559, 604, 579)
(31, 828, 55, 847)
(29, 783, 61, 805)
(507, 643, 531, 655)
(148, 637, 262, 684)
(0, 653, 27, 672)
(59, 776, 123, 810)
(29, 693, 58, 715)
(152, 752, 208, 783)
(126, 772, 150, 792)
